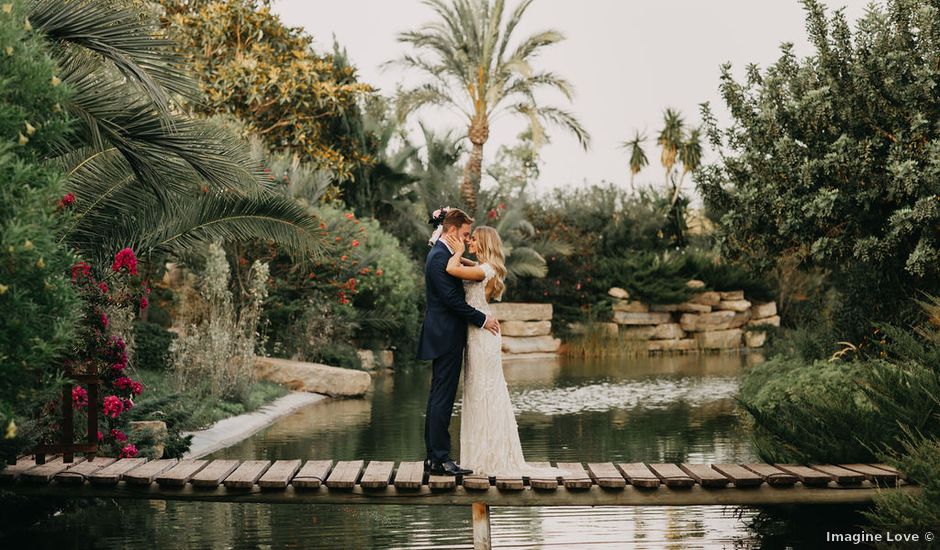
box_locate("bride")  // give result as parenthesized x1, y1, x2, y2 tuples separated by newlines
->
(441, 227, 569, 479)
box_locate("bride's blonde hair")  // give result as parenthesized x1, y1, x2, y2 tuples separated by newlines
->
(473, 226, 507, 301)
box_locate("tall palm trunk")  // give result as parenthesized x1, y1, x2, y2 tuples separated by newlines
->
(460, 116, 489, 211)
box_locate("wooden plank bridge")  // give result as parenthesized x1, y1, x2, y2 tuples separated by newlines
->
(1, 455, 918, 549)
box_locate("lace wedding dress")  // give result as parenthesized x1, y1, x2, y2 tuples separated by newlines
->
(459, 262, 570, 478)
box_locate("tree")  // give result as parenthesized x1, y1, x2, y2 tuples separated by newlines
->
(697, 0, 940, 338)
(159, 0, 375, 188)
(621, 131, 648, 192)
(391, 0, 591, 211)
(673, 126, 703, 206)
(657, 108, 684, 189)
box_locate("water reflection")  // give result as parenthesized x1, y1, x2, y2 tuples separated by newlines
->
(11, 352, 817, 549)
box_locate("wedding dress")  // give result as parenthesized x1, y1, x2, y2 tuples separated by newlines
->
(459, 262, 570, 478)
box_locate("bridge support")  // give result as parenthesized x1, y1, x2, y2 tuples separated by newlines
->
(472, 501, 491, 550)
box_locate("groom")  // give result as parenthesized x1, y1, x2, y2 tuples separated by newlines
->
(417, 208, 500, 476)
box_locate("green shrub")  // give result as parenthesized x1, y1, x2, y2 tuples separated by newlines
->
(133, 322, 176, 371)
(866, 436, 940, 537)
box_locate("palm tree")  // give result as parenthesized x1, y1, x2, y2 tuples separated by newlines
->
(672, 127, 703, 206)
(657, 108, 684, 188)
(390, 0, 591, 211)
(29, 0, 325, 266)
(621, 131, 648, 192)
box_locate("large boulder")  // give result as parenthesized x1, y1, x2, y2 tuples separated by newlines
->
(747, 315, 781, 328)
(652, 323, 686, 340)
(567, 322, 618, 336)
(648, 339, 697, 352)
(695, 329, 744, 350)
(745, 331, 767, 348)
(501, 320, 552, 337)
(688, 291, 721, 307)
(490, 302, 552, 322)
(612, 300, 650, 313)
(686, 279, 706, 289)
(716, 299, 752, 312)
(608, 287, 630, 300)
(253, 356, 372, 397)
(502, 335, 561, 354)
(719, 290, 745, 301)
(752, 302, 778, 319)
(613, 311, 673, 325)
(620, 326, 656, 340)
(679, 310, 736, 332)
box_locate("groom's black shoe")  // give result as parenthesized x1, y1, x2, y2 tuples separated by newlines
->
(423, 458, 431, 472)
(429, 460, 472, 476)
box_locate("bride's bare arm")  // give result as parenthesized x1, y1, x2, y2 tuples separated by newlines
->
(460, 257, 477, 266)
(446, 253, 486, 281)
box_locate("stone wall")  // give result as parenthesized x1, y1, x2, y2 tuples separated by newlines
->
(489, 302, 561, 360)
(597, 282, 779, 353)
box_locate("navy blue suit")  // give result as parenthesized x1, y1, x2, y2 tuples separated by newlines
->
(418, 239, 487, 464)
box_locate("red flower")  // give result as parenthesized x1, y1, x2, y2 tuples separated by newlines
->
(57, 192, 75, 209)
(96, 430, 103, 442)
(97, 281, 109, 294)
(110, 429, 127, 442)
(72, 386, 88, 409)
(99, 311, 109, 328)
(102, 395, 124, 418)
(131, 381, 143, 395)
(111, 248, 138, 275)
(140, 297, 149, 310)
(119, 444, 138, 458)
(487, 209, 498, 219)
(114, 376, 133, 390)
(70, 261, 91, 282)
(351, 240, 360, 247)
(344, 213, 355, 220)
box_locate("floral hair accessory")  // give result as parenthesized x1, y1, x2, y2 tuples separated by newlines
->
(427, 206, 452, 246)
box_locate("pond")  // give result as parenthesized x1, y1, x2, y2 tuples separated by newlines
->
(10, 352, 872, 548)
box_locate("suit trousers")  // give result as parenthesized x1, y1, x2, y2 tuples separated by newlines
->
(424, 344, 464, 464)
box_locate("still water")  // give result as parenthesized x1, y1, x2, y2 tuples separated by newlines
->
(8, 353, 870, 548)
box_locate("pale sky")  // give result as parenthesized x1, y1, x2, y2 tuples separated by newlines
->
(272, 0, 872, 199)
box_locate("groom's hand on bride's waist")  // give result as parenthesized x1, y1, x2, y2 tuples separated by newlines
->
(484, 315, 500, 335)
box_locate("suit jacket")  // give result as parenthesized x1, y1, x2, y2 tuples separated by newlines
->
(416, 240, 487, 360)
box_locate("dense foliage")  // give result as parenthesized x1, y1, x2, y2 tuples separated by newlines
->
(699, 0, 940, 339)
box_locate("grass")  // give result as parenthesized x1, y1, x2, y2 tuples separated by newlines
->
(129, 367, 289, 432)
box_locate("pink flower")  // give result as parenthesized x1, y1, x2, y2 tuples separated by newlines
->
(432, 209, 441, 219)
(114, 376, 133, 390)
(97, 281, 109, 294)
(57, 193, 76, 210)
(99, 311, 109, 328)
(123, 398, 134, 411)
(351, 240, 359, 247)
(96, 430, 103, 442)
(70, 261, 91, 282)
(110, 429, 127, 442)
(487, 209, 498, 220)
(72, 386, 88, 409)
(111, 363, 126, 372)
(102, 395, 124, 418)
(111, 248, 138, 275)
(119, 444, 138, 458)
(139, 296, 149, 310)
(131, 381, 143, 395)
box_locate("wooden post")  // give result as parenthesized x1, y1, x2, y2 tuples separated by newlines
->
(472, 502, 491, 550)
(62, 383, 74, 463)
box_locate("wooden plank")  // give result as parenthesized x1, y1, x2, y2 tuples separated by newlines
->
(741, 463, 798, 486)
(680, 463, 730, 488)
(1, 454, 59, 482)
(22, 456, 87, 483)
(124, 459, 179, 486)
(616, 463, 660, 488)
(391, 461, 423, 490)
(292, 460, 333, 489)
(587, 463, 626, 489)
(869, 463, 905, 479)
(839, 464, 898, 486)
(324, 460, 363, 490)
(191, 459, 241, 488)
(258, 459, 303, 490)
(711, 464, 763, 487)
(774, 464, 832, 486)
(359, 461, 394, 490)
(495, 473, 524, 491)
(223, 460, 271, 489)
(88, 458, 148, 485)
(55, 457, 118, 486)
(427, 474, 457, 491)
(556, 462, 592, 490)
(648, 464, 695, 487)
(527, 462, 558, 491)
(461, 473, 491, 491)
(156, 460, 208, 488)
(809, 464, 865, 485)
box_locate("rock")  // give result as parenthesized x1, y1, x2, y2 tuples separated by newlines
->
(686, 279, 706, 289)
(745, 331, 767, 348)
(357, 349, 394, 371)
(650, 304, 680, 312)
(688, 291, 721, 307)
(652, 323, 686, 340)
(613, 311, 673, 325)
(490, 302, 552, 322)
(378, 350, 394, 369)
(612, 300, 650, 313)
(501, 320, 552, 337)
(608, 287, 630, 300)
(752, 302, 778, 319)
(620, 326, 656, 340)
(716, 299, 752, 312)
(357, 350, 378, 371)
(568, 322, 618, 336)
(502, 335, 561, 354)
(695, 329, 744, 349)
(719, 290, 745, 301)
(679, 310, 737, 332)
(729, 310, 752, 329)
(747, 315, 780, 328)
(648, 339, 698, 352)
(129, 420, 167, 458)
(253, 356, 372, 397)
(654, 302, 712, 313)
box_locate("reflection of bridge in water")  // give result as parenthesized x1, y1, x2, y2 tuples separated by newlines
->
(2, 455, 918, 549)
